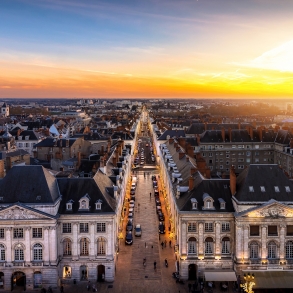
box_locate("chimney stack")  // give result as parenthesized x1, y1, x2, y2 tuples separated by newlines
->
(258, 127, 263, 142)
(196, 134, 200, 146)
(228, 127, 232, 142)
(221, 128, 225, 142)
(176, 146, 180, 152)
(190, 167, 197, 175)
(174, 142, 178, 148)
(169, 138, 174, 144)
(230, 165, 236, 196)
(186, 156, 190, 162)
(179, 152, 185, 160)
(290, 138, 293, 149)
(0, 160, 4, 178)
(189, 175, 195, 191)
(66, 139, 69, 147)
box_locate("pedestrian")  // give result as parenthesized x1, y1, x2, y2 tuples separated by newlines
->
(169, 240, 172, 247)
(164, 240, 167, 247)
(143, 257, 146, 267)
(150, 192, 151, 198)
(87, 280, 91, 291)
(161, 241, 164, 249)
(60, 285, 64, 293)
(154, 261, 156, 270)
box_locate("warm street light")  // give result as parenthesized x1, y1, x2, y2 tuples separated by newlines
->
(240, 273, 255, 293)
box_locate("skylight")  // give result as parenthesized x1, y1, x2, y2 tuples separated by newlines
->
(249, 186, 254, 192)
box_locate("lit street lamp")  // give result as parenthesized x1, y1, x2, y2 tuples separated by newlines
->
(240, 272, 255, 293)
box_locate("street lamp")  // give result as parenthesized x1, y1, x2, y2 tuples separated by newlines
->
(240, 273, 255, 293)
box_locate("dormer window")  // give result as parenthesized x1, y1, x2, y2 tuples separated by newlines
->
(260, 186, 265, 192)
(66, 200, 74, 211)
(191, 198, 198, 210)
(79, 193, 90, 210)
(274, 186, 280, 192)
(219, 198, 226, 210)
(285, 186, 291, 192)
(95, 199, 102, 210)
(249, 186, 254, 192)
(202, 193, 214, 210)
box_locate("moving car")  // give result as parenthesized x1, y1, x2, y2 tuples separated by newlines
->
(140, 161, 144, 165)
(134, 224, 142, 236)
(125, 231, 133, 245)
(159, 222, 165, 234)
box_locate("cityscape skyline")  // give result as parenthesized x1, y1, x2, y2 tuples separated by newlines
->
(1, 0, 293, 99)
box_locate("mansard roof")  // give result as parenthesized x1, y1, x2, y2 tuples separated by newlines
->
(157, 129, 185, 140)
(275, 129, 293, 145)
(57, 175, 116, 214)
(234, 164, 293, 203)
(0, 166, 59, 204)
(35, 137, 76, 148)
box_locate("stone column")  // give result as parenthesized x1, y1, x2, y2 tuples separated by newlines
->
(49, 226, 57, 263)
(72, 223, 78, 258)
(198, 222, 204, 256)
(6, 228, 12, 262)
(107, 222, 112, 257)
(90, 222, 95, 258)
(215, 222, 221, 255)
(235, 223, 243, 261)
(181, 221, 187, 255)
(243, 225, 249, 260)
(280, 224, 286, 260)
(261, 225, 267, 260)
(43, 227, 50, 263)
(25, 227, 31, 262)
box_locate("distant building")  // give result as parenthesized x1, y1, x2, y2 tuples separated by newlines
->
(0, 102, 9, 117)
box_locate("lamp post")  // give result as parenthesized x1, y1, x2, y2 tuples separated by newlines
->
(240, 273, 255, 293)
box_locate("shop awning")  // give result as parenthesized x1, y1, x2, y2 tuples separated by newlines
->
(244, 271, 293, 289)
(204, 271, 237, 282)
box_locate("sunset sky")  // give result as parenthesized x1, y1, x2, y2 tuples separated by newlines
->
(0, 0, 293, 99)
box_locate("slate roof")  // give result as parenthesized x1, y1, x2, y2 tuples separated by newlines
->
(35, 138, 76, 148)
(10, 130, 41, 140)
(111, 131, 133, 140)
(0, 166, 60, 204)
(186, 123, 251, 135)
(178, 176, 234, 213)
(275, 130, 293, 145)
(157, 130, 185, 140)
(234, 164, 293, 202)
(57, 176, 116, 214)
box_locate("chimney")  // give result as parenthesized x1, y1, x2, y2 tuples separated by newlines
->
(174, 142, 178, 148)
(77, 151, 81, 168)
(169, 137, 174, 145)
(0, 160, 4, 178)
(221, 128, 225, 142)
(238, 122, 241, 130)
(186, 156, 189, 162)
(190, 167, 197, 175)
(189, 175, 195, 191)
(178, 137, 186, 148)
(176, 146, 180, 152)
(179, 152, 185, 160)
(230, 165, 236, 196)
(253, 121, 256, 128)
(290, 138, 293, 149)
(222, 172, 226, 179)
(60, 167, 64, 172)
(258, 127, 263, 142)
(112, 155, 117, 167)
(196, 134, 200, 146)
(66, 139, 69, 147)
(228, 128, 232, 142)
(100, 157, 104, 168)
(101, 145, 104, 154)
(204, 122, 207, 131)
(187, 145, 194, 157)
(249, 127, 253, 140)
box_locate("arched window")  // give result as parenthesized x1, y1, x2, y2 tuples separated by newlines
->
(222, 237, 230, 254)
(80, 200, 87, 209)
(15, 245, 24, 261)
(206, 199, 212, 208)
(33, 243, 43, 261)
(249, 241, 259, 259)
(286, 241, 293, 259)
(97, 237, 106, 255)
(268, 241, 277, 259)
(0, 244, 5, 261)
(63, 238, 72, 256)
(205, 237, 213, 255)
(80, 238, 89, 256)
(188, 237, 197, 254)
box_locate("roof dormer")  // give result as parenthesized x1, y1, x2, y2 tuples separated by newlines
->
(191, 198, 198, 210)
(79, 193, 90, 210)
(218, 198, 226, 210)
(95, 199, 102, 210)
(202, 193, 215, 210)
(66, 199, 74, 211)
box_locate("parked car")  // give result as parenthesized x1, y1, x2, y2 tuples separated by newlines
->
(134, 224, 142, 236)
(126, 221, 133, 231)
(129, 207, 134, 214)
(125, 232, 133, 245)
(158, 212, 165, 221)
(153, 181, 158, 188)
(140, 161, 144, 165)
(151, 157, 155, 162)
(156, 206, 162, 214)
(152, 175, 156, 180)
(128, 213, 133, 220)
(131, 195, 135, 201)
(130, 188, 135, 195)
(159, 222, 165, 234)
(155, 199, 161, 206)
